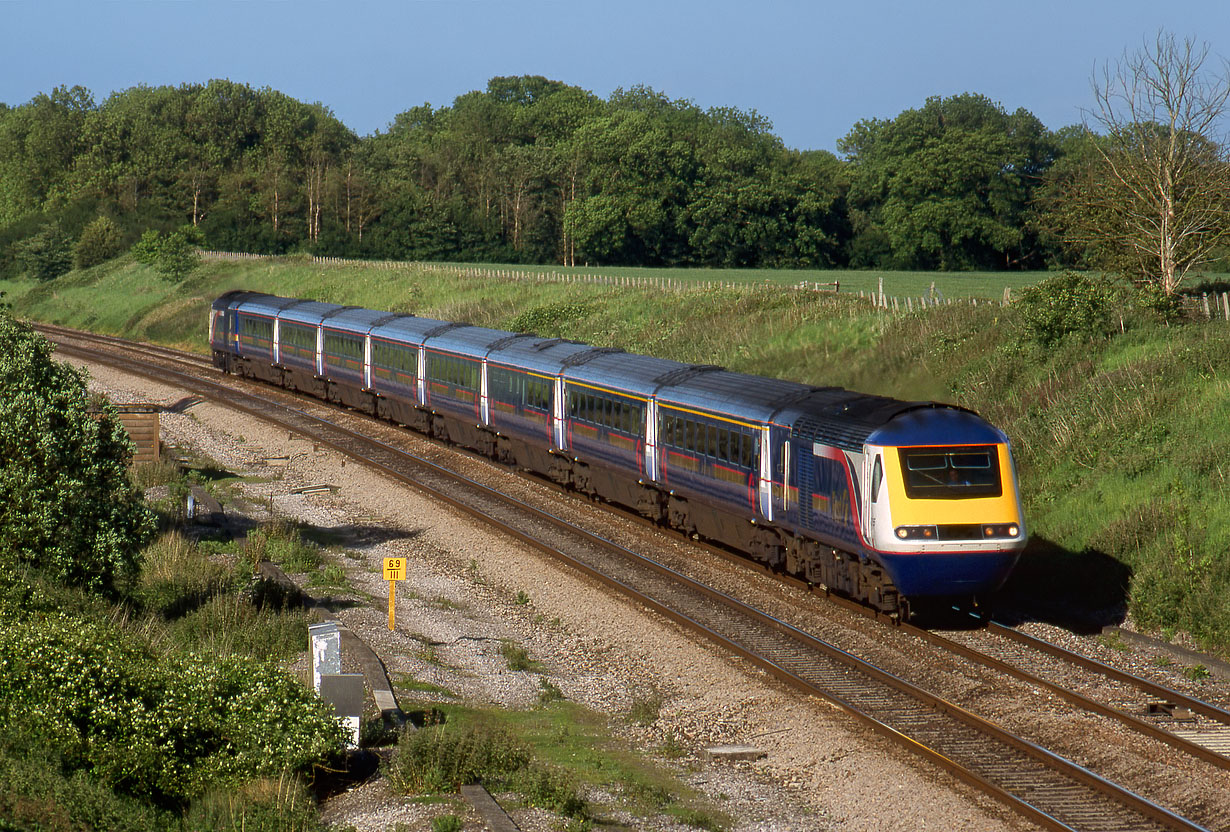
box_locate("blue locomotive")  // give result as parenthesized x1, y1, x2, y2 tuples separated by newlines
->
(210, 291, 1026, 618)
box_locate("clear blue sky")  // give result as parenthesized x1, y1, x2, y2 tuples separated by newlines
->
(1, 1, 1225, 152)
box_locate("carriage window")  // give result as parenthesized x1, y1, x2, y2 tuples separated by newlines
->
(898, 445, 1001, 499)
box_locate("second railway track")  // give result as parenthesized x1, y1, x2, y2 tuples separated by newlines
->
(42, 323, 1230, 832)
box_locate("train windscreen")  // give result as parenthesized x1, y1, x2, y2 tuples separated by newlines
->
(897, 445, 1002, 499)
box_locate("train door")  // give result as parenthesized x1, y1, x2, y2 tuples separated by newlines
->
(416, 346, 427, 406)
(552, 377, 567, 449)
(273, 318, 281, 364)
(860, 448, 881, 546)
(315, 326, 324, 376)
(757, 426, 773, 521)
(480, 359, 490, 425)
(363, 334, 372, 390)
(644, 398, 659, 481)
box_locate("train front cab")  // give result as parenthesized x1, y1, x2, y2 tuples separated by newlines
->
(861, 410, 1025, 600)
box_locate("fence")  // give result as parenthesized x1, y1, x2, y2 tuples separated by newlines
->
(198, 250, 1230, 321)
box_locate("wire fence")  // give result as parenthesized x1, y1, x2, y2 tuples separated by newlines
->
(198, 250, 1230, 321)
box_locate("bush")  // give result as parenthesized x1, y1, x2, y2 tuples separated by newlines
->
(13, 222, 74, 281)
(1015, 270, 1116, 347)
(74, 214, 125, 269)
(388, 723, 532, 794)
(132, 226, 201, 281)
(0, 610, 346, 809)
(0, 315, 155, 594)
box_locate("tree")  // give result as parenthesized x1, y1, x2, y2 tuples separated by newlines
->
(131, 226, 200, 280)
(840, 93, 1056, 270)
(13, 222, 74, 280)
(73, 214, 124, 269)
(0, 315, 155, 594)
(1054, 32, 1230, 294)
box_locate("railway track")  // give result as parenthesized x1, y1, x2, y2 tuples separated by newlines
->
(40, 323, 1224, 832)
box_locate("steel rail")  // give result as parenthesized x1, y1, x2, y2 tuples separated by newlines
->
(47, 333, 1211, 832)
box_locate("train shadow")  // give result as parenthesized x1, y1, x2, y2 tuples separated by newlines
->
(991, 536, 1131, 634)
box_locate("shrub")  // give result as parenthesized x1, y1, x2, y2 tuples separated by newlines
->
(0, 315, 155, 594)
(13, 223, 74, 281)
(0, 611, 345, 808)
(74, 214, 125, 269)
(132, 226, 201, 281)
(387, 723, 532, 794)
(1015, 270, 1116, 347)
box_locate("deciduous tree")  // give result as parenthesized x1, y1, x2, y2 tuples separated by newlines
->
(1052, 32, 1230, 294)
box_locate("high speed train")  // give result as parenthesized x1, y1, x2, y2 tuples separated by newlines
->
(210, 290, 1026, 618)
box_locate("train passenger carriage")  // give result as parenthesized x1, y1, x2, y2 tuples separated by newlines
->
(210, 291, 1027, 619)
(653, 368, 806, 557)
(318, 306, 388, 409)
(419, 324, 511, 449)
(483, 337, 592, 474)
(560, 350, 683, 511)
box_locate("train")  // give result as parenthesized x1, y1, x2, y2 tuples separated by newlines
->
(209, 290, 1026, 619)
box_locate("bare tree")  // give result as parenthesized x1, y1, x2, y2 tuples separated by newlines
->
(1059, 32, 1230, 294)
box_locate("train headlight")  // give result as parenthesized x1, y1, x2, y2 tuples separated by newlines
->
(893, 526, 939, 541)
(980, 524, 1021, 539)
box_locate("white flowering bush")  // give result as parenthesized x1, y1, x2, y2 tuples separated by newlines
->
(0, 610, 346, 807)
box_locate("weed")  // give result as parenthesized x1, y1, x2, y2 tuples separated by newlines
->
(308, 563, 349, 589)
(396, 676, 458, 698)
(387, 723, 532, 794)
(1185, 664, 1211, 681)
(500, 640, 542, 672)
(537, 677, 565, 706)
(1153, 654, 1174, 668)
(1098, 632, 1130, 653)
(666, 806, 729, 831)
(660, 731, 686, 759)
(245, 520, 321, 573)
(628, 687, 664, 726)
(515, 590, 531, 606)
(512, 763, 588, 818)
(431, 816, 463, 832)
(432, 595, 462, 611)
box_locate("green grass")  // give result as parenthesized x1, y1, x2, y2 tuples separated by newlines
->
(11, 257, 1230, 653)
(394, 701, 730, 829)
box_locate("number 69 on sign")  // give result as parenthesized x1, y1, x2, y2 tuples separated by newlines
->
(383, 558, 405, 630)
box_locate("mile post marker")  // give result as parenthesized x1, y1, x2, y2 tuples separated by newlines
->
(383, 557, 405, 630)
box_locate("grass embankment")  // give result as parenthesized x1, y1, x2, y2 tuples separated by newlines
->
(7, 257, 1230, 654)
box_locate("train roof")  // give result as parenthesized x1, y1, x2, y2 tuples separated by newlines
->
(867, 406, 1005, 447)
(562, 351, 691, 399)
(213, 290, 280, 312)
(486, 337, 594, 375)
(422, 323, 519, 359)
(782, 388, 987, 451)
(657, 369, 815, 424)
(370, 314, 453, 345)
(275, 299, 345, 326)
(320, 307, 394, 334)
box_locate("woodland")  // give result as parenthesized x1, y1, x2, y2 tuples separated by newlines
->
(0, 75, 1104, 276)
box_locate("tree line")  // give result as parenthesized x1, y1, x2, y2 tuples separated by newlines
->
(2, 35, 1228, 292)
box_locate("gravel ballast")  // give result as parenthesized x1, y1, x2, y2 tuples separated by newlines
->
(75, 357, 1045, 832)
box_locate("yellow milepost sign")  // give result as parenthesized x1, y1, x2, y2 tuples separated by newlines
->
(383, 557, 405, 630)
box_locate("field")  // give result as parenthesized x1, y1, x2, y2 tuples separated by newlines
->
(6, 256, 1230, 656)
